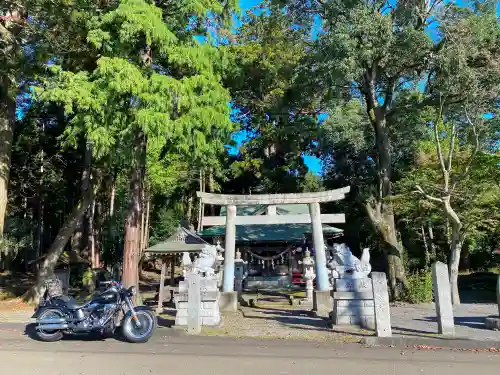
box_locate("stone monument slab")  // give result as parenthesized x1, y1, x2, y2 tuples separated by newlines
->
(187, 273, 201, 334)
(371, 272, 392, 337)
(432, 262, 455, 336)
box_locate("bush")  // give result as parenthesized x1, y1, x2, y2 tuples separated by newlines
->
(403, 270, 433, 304)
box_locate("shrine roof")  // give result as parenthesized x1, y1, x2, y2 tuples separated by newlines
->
(145, 226, 209, 254)
(198, 223, 343, 243)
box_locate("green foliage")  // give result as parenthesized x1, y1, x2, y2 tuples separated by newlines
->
(225, 2, 320, 193)
(82, 267, 95, 293)
(148, 205, 183, 247)
(403, 270, 433, 304)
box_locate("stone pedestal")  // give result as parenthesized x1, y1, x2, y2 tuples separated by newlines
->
(332, 278, 375, 329)
(219, 291, 238, 312)
(313, 290, 333, 318)
(175, 276, 221, 327)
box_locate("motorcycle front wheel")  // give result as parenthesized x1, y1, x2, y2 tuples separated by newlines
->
(121, 309, 157, 343)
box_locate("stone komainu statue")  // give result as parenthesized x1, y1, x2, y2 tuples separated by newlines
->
(327, 243, 371, 280)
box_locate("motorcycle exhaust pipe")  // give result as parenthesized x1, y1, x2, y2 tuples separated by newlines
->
(37, 318, 67, 324)
(36, 323, 69, 330)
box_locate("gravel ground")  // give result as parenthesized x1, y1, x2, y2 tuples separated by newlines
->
(206, 306, 367, 342)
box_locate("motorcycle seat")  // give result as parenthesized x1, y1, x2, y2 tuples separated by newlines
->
(53, 296, 89, 310)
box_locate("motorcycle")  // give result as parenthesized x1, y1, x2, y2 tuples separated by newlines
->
(32, 280, 157, 343)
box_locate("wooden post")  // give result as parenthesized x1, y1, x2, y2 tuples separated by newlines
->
(157, 257, 167, 314)
(187, 272, 201, 334)
(170, 255, 175, 287)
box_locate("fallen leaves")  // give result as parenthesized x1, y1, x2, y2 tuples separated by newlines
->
(411, 345, 443, 350)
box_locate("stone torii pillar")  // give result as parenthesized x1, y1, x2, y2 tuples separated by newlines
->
(222, 205, 236, 292)
(309, 202, 329, 291)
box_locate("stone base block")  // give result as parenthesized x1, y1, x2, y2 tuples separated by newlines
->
(219, 291, 238, 312)
(334, 315, 375, 330)
(331, 297, 376, 329)
(485, 316, 500, 330)
(313, 290, 333, 318)
(175, 316, 220, 326)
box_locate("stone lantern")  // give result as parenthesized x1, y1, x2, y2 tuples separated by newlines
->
(234, 249, 247, 293)
(302, 248, 316, 302)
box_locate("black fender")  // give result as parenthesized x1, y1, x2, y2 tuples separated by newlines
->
(32, 300, 57, 319)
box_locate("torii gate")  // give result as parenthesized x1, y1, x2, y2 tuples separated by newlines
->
(197, 187, 350, 313)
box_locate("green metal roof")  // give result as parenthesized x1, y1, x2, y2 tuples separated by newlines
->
(145, 226, 209, 253)
(198, 224, 343, 243)
(211, 204, 343, 242)
(219, 204, 310, 216)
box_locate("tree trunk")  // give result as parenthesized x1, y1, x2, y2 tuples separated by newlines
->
(363, 74, 406, 299)
(443, 196, 463, 305)
(122, 132, 146, 294)
(94, 198, 103, 268)
(366, 200, 406, 299)
(24, 199, 92, 302)
(197, 168, 204, 232)
(88, 198, 96, 267)
(143, 195, 150, 250)
(186, 195, 194, 224)
(421, 225, 430, 269)
(109, 177, 116, 217)
(0, 83, 15, 237)
(428, 224, 436, 262)
(449, 222, 463, 305)
(208, 169, 215, 216)
(71, 217, 84, 255)
(24, 142, 93, 302)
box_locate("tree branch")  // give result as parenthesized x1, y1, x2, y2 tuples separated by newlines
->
(433, 96, 447, 183)
(446, 121, 456, 173)
(415, 185, 443, 204)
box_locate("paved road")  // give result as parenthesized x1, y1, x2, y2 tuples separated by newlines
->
(0, 325, 499, 375)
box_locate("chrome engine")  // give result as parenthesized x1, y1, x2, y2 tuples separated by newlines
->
(75, 303, 117, 329)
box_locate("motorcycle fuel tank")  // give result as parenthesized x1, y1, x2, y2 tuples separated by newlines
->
(92, 290, 119, 304)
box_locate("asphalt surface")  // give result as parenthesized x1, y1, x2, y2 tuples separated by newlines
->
(0, 324, 499, 375)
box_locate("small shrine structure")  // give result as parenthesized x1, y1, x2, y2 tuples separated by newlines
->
(144, 226, 211, 313)
(198, 204, 343, 289)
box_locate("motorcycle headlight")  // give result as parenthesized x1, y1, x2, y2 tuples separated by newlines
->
(128, 286, 136, 296)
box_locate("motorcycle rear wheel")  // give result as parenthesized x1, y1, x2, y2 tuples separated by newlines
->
(34, 308, 65, 342)
(121, 310, 156, 343)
